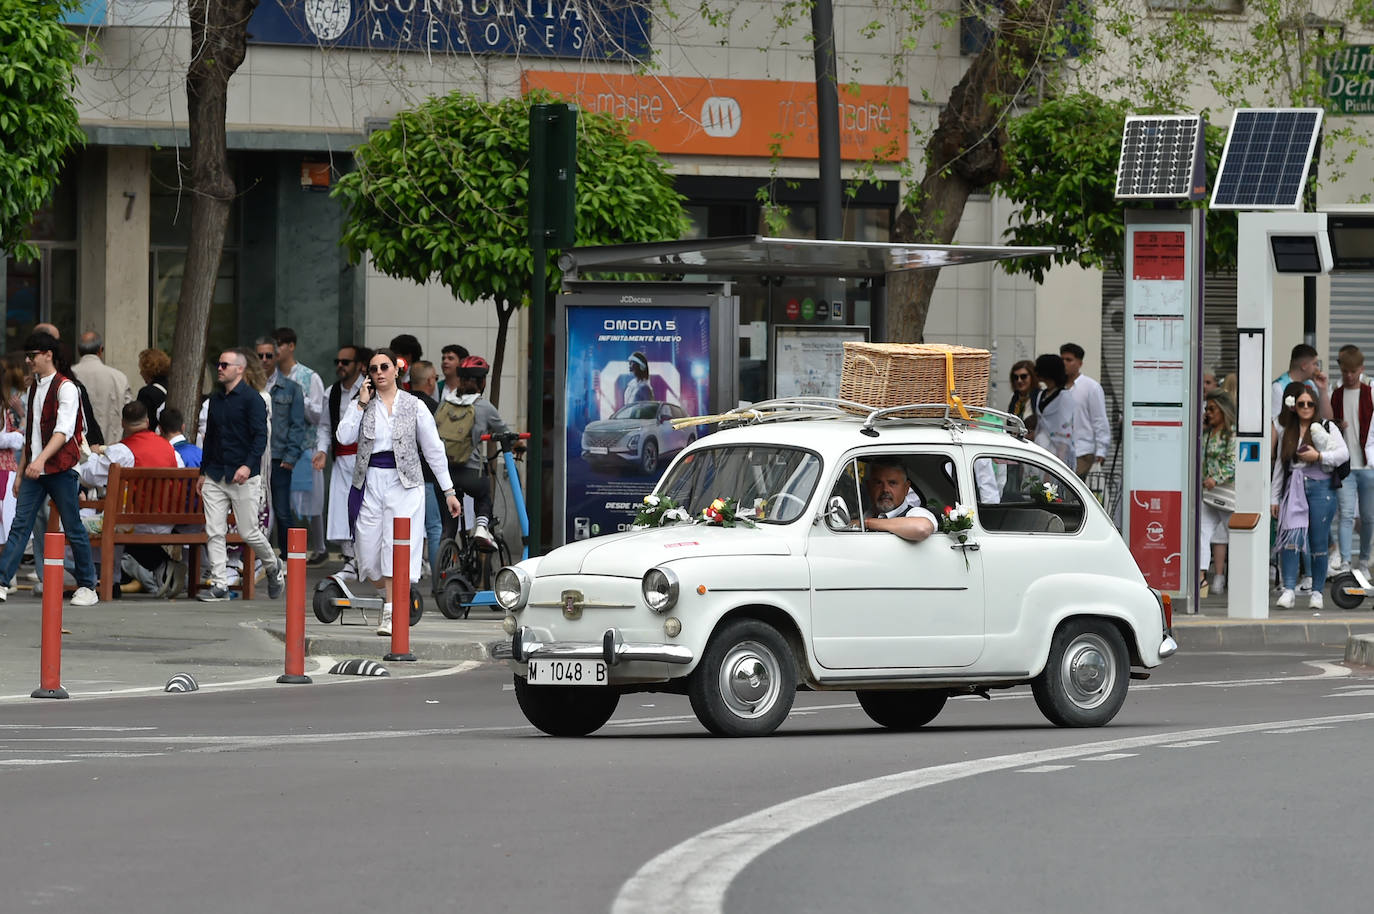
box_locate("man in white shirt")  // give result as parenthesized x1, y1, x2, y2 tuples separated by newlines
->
(1061, 343, 1112, 480)
(0, 332, 99, 605)
(861, 458, 936, 542)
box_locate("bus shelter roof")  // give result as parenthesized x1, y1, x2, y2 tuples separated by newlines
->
(557, 235, 1057, 279)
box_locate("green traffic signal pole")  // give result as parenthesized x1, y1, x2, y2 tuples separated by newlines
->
(527, 102, 576, 557)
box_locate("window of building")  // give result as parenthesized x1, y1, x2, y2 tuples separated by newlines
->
(2, 162, 79, 348)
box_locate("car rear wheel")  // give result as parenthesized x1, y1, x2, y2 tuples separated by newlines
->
(1031, 619, 1130, 727)
(688, 619, 797, 737)
(856, 690, 948, 731)
(513, 675, 620, 736)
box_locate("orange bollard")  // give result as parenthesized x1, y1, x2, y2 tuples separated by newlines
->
(385, 516, 415, 662)
(277, 527, 312, 684)
(32, 532, 69, 699)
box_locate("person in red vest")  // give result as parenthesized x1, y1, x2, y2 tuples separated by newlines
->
(81, 400, 187, 597)
(0, 331, 98, 605)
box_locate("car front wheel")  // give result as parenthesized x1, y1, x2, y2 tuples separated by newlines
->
(640, 437, 659, 473)
(513, 675, 620, 736)
(857, 690, 948, 731)
(1031, 619, 1130, 727)
(688, 619, 797, 737)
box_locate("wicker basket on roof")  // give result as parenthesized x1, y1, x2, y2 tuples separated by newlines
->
(839, 342, 990, 417)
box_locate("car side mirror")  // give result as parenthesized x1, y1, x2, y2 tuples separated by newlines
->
(825, 496, 851, 530)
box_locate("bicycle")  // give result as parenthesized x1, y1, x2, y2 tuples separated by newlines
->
(436, 431, 528, 618)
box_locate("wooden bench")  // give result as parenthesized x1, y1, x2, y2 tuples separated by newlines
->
(79, 465, 260, 602)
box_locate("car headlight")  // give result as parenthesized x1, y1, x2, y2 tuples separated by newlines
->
(494, 566, 530, 611)
(626, 433, 640, 449)
(641, 566, 679, 614)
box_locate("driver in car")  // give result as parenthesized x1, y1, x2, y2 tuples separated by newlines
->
(861, 458, 936, 542)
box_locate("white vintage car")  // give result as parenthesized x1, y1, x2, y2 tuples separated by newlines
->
(493, 399, 1177, 737)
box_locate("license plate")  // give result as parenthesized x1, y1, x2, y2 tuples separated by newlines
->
(587, 446, 609, 455)
(527, 658, 608, 686)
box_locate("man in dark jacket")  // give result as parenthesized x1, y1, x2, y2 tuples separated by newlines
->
(197, 350, 284, 601)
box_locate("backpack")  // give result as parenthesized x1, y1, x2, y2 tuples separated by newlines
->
(1320, 419, 1351, 488)
(435, 400, 476, 464)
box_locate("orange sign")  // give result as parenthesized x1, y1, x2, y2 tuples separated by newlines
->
(522, 72, 907, 162)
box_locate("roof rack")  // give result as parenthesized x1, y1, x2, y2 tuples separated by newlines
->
(674, 397, 1027, 437)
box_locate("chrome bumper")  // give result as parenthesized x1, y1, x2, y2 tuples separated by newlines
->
(492, 626, 694, 666)
(1158, 633, 1179, 659)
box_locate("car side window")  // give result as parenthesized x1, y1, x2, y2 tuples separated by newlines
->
(824, 453, 952, 532)
(971, 456, 1084, 534)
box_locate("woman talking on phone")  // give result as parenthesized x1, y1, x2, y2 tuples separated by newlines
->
(337, 349, 461, 635)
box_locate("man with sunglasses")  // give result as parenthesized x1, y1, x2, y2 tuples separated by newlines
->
(0, 332, 100, 605)
(198, 350, 284, 601)
(313, 345, 371, 574)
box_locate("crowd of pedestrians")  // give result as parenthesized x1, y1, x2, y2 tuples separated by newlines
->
(0, 326, 511, 609)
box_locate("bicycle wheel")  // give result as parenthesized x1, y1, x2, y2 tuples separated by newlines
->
(438, 538, 461, 578)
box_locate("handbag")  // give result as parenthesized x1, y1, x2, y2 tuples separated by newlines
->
(1202, 483, 1235, 512)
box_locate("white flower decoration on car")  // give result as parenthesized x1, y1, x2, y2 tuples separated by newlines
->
(644, 494, 660, 507)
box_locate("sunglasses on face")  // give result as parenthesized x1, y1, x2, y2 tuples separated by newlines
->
(257, 352, 275, 360)
(1012, 373, 1030, 381)
(1296, 401, 1316, 408)
(216, 361, 235, 370)
(335, 358, 354, 366)
(368, 363, 392, 374)
(23, 350, 41, 360)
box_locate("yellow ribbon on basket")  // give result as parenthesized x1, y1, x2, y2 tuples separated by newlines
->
(944, 350, 971, 420)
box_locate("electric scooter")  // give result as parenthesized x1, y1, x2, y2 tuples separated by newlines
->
(1328, 567, 1373, 609)
(313, 558, 424, 626)
(438, 431, 530, 619)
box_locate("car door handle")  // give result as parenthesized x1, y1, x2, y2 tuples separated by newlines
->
(951, 541, 980, 551)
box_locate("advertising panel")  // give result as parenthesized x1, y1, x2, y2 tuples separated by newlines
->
(247, 0, 650, 60)
(522, 71, 908, 161)
(562, 303, 712, 542)
(1323, 45, 1374, 115)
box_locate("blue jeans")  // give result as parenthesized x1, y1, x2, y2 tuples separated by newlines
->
(1280, 478, 1340, 592)
(0, 470, 96, 589)
(271, 460, 295, 555)
(1337, 466, 1374, 564)
(423, 482, 443, 589)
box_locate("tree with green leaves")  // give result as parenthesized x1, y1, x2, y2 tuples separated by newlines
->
(332, 91, 688, 407)
(0, 0, 85, 260)
(692, 0, 1374, 340)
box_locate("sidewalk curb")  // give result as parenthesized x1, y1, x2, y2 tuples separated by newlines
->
(1172, 618, 1374, 650)
(259, 621, 499, 664)
(1346, 634, 1374, 667)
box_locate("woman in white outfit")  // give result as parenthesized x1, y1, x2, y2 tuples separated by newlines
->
(336, 349, 460, 635)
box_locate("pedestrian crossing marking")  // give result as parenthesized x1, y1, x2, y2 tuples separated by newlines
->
(1081, 753, 1138, 761)
(1017, 764, 1074, 773)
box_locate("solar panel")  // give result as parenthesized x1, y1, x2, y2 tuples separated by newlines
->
(1210, 108, 1324, 211)
(1115, 115, 1206, 200)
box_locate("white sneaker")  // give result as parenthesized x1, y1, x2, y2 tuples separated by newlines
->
(377, 606, 392, 636)
(0, 583, 7, 602)
(1297, 576, 1314, 595)
(1309, 592, 1324, 610)
(472, 524, 496, 552)
(70, 587, 99, 607)
(1329, 553, 1345, 574)
(1211, 573, 1226, 597)
(1276, 589, 1296, 609)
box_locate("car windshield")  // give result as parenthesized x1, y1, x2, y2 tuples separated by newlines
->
(611, 404, 660, 420)
(655, 445, 821, 524)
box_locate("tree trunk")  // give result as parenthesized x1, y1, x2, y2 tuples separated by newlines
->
(887, 0, 1063, 343)
(489, 299, 516, 409)
(166, 0, 258, 423)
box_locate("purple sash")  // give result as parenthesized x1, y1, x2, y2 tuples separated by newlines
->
(348, 451, 396, 538)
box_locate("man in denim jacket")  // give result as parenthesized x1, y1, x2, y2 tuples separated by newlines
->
(254, 337, 306, 558)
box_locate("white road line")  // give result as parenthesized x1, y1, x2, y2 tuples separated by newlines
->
(1018, 764, 1074, 772)
(1081, 753, 1137, 761)
(0, 759, 79, 767)
(1264, 725, 1336, 733)
(1327, 689, 1374, 697)
(1160, 740, 1219, 748)
(610, 711, 1374, 914)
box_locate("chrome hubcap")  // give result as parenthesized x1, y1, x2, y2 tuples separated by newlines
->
(719, 640, 780, 719)
(1061, 633, 1116, 710)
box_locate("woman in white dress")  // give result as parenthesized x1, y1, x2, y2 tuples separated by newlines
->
(337, 349, 460, 635)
